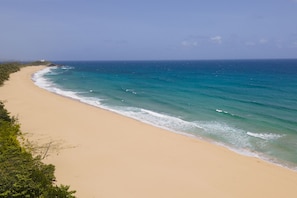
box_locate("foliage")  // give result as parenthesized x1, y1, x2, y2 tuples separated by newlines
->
(0, 104, 76, 197)
(0, 101, 12, 123)
(0, 62, 21, 86)
(24, 60, 52, 66)
(0, 64, 76, 197)
(0, 61, 53, 86)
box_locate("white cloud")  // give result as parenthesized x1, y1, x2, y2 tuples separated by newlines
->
(181, 40, 198, 47)
(210, 36, 222, 44)
(181, 35, 222, 48)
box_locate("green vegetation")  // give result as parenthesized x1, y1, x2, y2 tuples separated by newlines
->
(0, 62, 21, 86)
(0, 62, 76, 197)
(24, 60, 52, 66)
(0, 61, 53, 86)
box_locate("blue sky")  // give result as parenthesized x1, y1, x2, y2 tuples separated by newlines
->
(1, 0, 297, 61)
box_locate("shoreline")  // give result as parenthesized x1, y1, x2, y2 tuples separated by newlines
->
(33, 65, 297, 172)
(1, 66, 297, 197)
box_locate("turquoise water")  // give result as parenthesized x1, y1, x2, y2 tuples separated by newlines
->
(33, 59, 297, 169)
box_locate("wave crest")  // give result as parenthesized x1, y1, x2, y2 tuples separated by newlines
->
(247, 132, 284, 140)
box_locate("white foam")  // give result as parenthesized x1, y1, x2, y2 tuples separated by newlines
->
(247, 132, 284, 140)
(197, 121, 252, 148)
(61, 65, 74, 70)
(216, 109, 223, 113)
(32, 67, 57, 89)
(32, 67, 103, 107)
(125, 89, 137, 95)
(111, 108, 200, 134)
(72, 105, 192, 140)
(215, 109, 233, 115)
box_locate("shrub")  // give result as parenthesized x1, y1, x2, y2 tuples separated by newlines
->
(0, 63, 76, 197)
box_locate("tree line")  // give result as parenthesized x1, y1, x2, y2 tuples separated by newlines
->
(0, 62, 76, 197)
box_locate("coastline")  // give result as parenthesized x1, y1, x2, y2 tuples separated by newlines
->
(1, 66, 297, 197)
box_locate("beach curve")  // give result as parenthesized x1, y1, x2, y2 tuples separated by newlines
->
(1, 66, 297, 197)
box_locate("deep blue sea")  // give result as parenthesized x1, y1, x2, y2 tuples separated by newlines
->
(33, 59, 297, 170)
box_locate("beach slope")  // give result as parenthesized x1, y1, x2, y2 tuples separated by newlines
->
(1, 66, 297, 198)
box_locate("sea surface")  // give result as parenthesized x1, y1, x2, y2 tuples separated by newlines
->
(33, 59, 297, 170)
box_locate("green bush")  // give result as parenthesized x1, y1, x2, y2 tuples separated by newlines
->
(0, 104, 76, 197)
(0, 62, 21, 86)
(0, 63, 76, 197)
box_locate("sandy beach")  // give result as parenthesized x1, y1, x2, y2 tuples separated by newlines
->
(1, 66, 297, 198)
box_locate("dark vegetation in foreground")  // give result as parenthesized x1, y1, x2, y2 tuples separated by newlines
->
(0, 62, 76, 197)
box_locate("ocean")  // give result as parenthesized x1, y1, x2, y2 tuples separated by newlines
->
(32, 59, 297, 170)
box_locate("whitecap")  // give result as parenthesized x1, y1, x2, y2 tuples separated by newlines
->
(247, 132, 284, 140)
(215, 109, 229, 114)
(125, 89, 137, 95)
(61, 65, 74, 70)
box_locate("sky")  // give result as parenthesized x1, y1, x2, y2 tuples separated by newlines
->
(1, 0, 297, 61)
